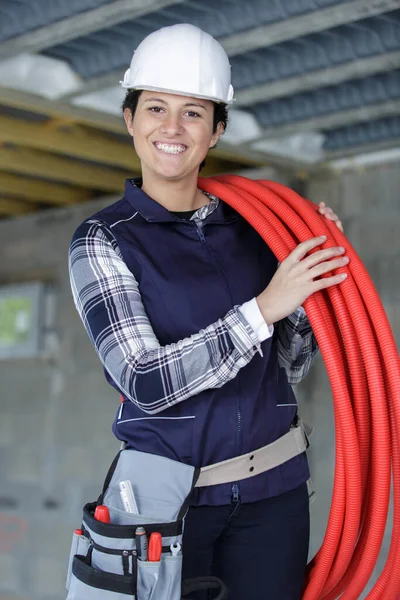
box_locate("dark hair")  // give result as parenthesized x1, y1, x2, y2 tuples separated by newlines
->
(122, 89, 228, 171)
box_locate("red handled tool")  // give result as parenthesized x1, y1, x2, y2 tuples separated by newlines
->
(94, 505, 110, 523)
(148, 532, 162, 562)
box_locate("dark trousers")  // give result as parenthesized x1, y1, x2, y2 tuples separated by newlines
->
(182, 483, 310, 600)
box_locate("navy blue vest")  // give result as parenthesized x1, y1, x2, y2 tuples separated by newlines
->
(91, 180, 309, 506)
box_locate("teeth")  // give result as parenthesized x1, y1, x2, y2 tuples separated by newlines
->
(155, 143, 186, 154)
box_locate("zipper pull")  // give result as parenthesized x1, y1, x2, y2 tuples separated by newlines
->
(231, 484, 240, 503)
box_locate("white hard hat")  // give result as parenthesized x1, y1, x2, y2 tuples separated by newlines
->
(120, 24, 234, 105)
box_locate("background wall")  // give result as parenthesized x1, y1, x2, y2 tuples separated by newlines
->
(0, 162, 399, 600)
(300, 161, 400, 596)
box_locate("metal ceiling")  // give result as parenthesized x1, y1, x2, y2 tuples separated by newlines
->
(0, 0, 399, 218)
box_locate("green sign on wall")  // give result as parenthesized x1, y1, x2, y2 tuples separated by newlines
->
(0, 283, 44, 359)
(0, 296, 33, 346)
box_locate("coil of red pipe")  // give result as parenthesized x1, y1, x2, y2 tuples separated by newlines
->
(197, 174, 400, 600)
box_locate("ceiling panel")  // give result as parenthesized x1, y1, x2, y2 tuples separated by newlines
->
(0, 0, 114, 42)
(0, 0, 399, 217)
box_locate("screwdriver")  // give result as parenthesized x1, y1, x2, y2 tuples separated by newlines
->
(148, 532, 162, 562)
(94, 505, 110, 523)
(135, 527, 148, 561)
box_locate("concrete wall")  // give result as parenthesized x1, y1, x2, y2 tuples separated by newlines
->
(0, 196, 120, 600)
(300, 161, 400, 597)
(0, 163, 398, 600)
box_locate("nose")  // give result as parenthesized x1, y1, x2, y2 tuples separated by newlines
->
(160, 112, 184, 136)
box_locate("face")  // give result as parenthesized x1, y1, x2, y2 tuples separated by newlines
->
(124, 91, 224, 183)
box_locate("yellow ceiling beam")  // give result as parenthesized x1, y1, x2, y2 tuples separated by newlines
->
(0, 147, 130, 192)
(0, 86, 270, 169)
(0, 114, 141, 171)
(0, 196, 37, 215)
(0, 172, 91, 205)
(0, 114, 254, 176)
(0, 86, 127, 134)
(0, 114, 255, 174)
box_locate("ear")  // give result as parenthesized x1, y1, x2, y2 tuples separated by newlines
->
(209, 121, 225, 149)
(124, 108, 135, 138)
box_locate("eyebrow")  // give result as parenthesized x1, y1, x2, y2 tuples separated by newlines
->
(143, 97, 208, 110)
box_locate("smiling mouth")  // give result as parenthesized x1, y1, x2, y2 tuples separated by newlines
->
(154, 142, 187, 155)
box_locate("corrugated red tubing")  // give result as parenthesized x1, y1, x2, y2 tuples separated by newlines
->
(196, 174, 400, 600)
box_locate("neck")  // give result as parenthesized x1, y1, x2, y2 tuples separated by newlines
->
(141, 170, 207, 212)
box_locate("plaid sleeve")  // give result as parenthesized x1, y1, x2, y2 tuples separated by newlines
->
(275, 308, 319, 385)
(68, 220, 262, 414)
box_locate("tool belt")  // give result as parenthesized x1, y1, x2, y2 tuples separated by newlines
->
(65, 420, 310, 600)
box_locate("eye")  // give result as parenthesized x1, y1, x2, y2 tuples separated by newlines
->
(149, 106, 164, 113)
(186, 111, 201, 118)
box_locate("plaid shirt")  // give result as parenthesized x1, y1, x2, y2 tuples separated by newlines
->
(69, 197, 318, 415)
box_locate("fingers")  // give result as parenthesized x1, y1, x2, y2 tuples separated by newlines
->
(287, 236, 327, 263)
(301, 246, 346, 270)
(318, 204, 344, 232)
(336, 220, 344, 233)
(319, 206, 337, 221)
(309, 255, 349, 279)
(287, 238, 347, 269)
(313, 272, 347, 291)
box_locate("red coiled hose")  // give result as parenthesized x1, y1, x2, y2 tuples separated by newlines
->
(197, 174, 400, 600)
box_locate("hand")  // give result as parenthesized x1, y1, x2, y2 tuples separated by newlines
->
(257, 236, 349, 324)
(318, 202, 343, 233)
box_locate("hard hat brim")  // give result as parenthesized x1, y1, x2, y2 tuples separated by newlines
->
(119, 82, 234, 105)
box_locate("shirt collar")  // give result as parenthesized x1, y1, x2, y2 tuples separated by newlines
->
(123, 178, 235, 224)
(190, 194, 219, 221)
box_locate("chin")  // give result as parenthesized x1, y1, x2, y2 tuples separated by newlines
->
(154, 168, 184, 180)
(153, 164, 197, 181)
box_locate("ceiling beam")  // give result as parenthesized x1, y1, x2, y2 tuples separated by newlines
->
(0, 115, 141, 170)
(0, 0, 184, 60)
(62, 0, 399, 100)
(1, 113, 271, 174)
(63, 0, 399, 100)
(0, 196, 37, 216)
(0, 145, 261, 192)
(0, 86, 276, 168)
(0, 86, 128, 134)
(0, 172, 91, 205)
(214, 141, 307, 171)
(235, 51, 400, 106)
(0, 147, 130, 192)
(221, 0, 400, 57)
(245, 99, 400, 144)
(323, 137, 400, 162)
(62, 73, 122, 100)
(0, 114, 268, 175)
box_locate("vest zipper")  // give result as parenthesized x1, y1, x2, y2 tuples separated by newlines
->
(195, 219, 243, 504)
(194, 220, 206, 243)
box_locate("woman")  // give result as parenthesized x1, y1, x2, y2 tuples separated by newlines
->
(69, 23, 347, 600)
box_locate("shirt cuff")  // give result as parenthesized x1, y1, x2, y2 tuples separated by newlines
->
(239, 298, 274, 342)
